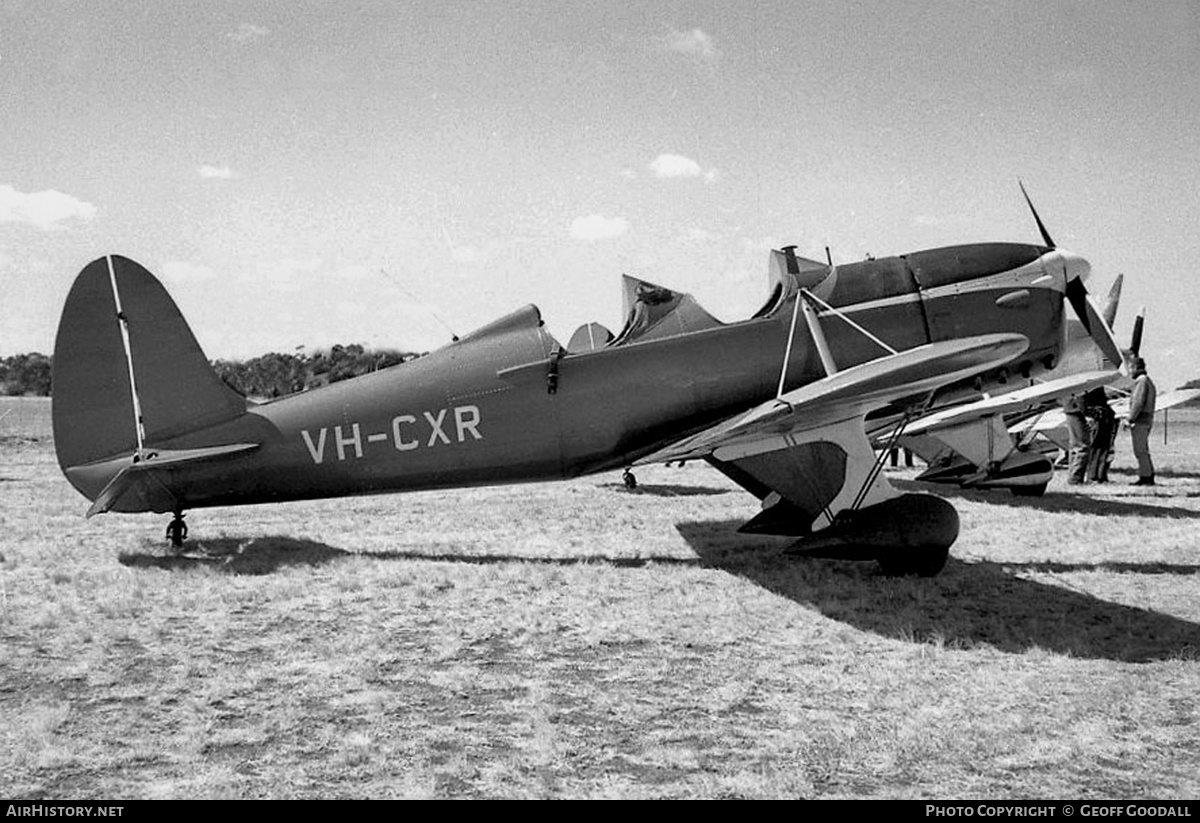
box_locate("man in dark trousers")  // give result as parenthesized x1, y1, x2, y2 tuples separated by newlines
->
(1063, 392, 1090, 484)
(1125, 357, 1158, 485)
(1084, 386, 1117, 483)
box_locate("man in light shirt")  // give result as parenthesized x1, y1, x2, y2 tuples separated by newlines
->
(1125, 356, 1158, 486)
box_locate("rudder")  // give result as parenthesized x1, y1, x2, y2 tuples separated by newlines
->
(53, 256, 247, 472)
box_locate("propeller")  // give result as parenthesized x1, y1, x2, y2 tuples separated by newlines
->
(1129, 307, 1145, 357)
(1019, 181, 1124, 368)
(1100, 273, 1123, 330)
(1019, 180, 1056, 249)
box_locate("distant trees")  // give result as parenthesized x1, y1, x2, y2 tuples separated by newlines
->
(1, 353, 52, 396)
(211, 345, 420, 399)
(213, 352, 311, 399)
(0, 346, 421, 399)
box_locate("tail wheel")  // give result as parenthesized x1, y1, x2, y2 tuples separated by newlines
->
(165, 510, 188, 551)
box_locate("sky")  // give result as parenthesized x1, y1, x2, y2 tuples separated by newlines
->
(2, 1, 1199, 388)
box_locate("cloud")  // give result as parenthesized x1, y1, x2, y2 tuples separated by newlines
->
(570, 214, 629, 241)
(649, 153, 715, 180)
(0, 184, 97, 229)
(198, 165, 237, 180)
(161, 261, 217, 284)
(664, 28, 717, 59)
(228, 24, 269, 45)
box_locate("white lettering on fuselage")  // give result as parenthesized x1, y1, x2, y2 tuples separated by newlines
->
(302, 405, 483, 464)
(336, 423, 363, 461)
(424, 409, 451, 446)
(301, 428, 328, 464)
(454, 405, 482, 442)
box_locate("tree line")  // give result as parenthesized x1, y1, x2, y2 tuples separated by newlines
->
(0, 345, 422, 399)
(7, 347, 1198, 403)
(212, 345, 421, 399)
(0, 353, 52, 396)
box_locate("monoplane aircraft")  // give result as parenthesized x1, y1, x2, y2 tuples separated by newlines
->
(885, 273, 1125, 495)
(1007, 308, 1200, 456)
(52, 191, 1117, 575)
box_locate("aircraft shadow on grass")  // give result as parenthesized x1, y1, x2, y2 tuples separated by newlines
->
(893, 478, 1200, 519)
(114, 514, 1199, 662)
(119, 537, 349, 576)
(1033, 463, 1200, 483)
(598, 482, 733, 497)
(676, 519, 1200, 664)
(367, 550, 701, 568)
(1125, 468, 1200, 482)
(119, 535, 702, 576)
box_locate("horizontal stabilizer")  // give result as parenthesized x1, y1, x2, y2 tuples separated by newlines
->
(79, 443, 260, 517)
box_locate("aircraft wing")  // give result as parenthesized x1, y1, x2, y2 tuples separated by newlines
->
(888, 369, 1118, 491)
(1109, 387, 1200, 419)
(901, 369, 1119, 438)
(635, 334, 1028, 467)
(1007, 406, 1068, 438)
(1010, 386, 1200, 441)
(632, 334, 1027, 536)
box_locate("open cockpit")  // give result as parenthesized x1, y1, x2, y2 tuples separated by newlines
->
(560, 246, 838, 355)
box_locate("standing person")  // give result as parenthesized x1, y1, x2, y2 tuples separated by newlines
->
(1062, 392, 1091, 485)
(1085, 386, 1117, 483)
(1125, 357, 1158, 485)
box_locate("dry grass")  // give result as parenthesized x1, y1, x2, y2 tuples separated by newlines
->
(2, 397, 1198, 798)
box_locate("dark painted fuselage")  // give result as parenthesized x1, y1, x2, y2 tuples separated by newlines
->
(89, 242, 1071, 513)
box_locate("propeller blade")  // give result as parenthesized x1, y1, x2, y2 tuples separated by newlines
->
(1018, 182, 1119, 367)
(1065, 277, 1123, 368)
(1101, 273, 1123, 330)
(1130, 308, 1145, 356)
(1019, 179, 1056, 248)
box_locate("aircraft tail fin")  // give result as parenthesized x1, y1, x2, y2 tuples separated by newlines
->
(53, 256, 248, 474)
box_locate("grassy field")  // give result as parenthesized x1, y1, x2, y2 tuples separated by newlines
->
(2, 395, 1198, 799)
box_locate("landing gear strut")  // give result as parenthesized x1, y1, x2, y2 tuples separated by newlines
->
(622, 469, 638, 490)
(166, 509, 188, 550)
